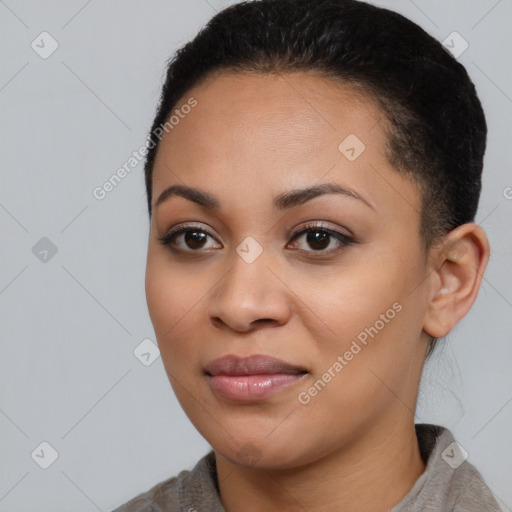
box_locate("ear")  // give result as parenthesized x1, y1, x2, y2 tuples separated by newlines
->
(423, 223, 490, 338)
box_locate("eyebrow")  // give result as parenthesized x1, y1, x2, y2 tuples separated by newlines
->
(155, 182, 375, 211)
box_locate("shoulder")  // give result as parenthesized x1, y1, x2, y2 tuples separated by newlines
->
(392, 424, 503, 512)
(111, 471, 183, 512)
(451, 467, 503, 512)
(111, 451, 219, 512)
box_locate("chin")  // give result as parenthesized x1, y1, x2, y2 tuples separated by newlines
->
(207, 430, 313, 471)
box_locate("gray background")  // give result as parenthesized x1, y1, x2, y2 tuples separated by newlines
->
(1, 0, 511, 510)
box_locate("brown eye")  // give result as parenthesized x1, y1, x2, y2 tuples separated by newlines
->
(158, 222, 354, 257)
(287, 224, 354, 255)
(158, 225, 220, 253)
(305, 230, 331, 251)
(183, 231, 208, 250)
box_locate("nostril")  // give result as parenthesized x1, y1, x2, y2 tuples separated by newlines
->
(254, 318, 274, 324)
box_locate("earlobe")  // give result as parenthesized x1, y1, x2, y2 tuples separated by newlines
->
(423, 224, 490, 338)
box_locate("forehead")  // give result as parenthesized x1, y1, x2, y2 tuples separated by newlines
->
(165, 70, 386, 153)
(151, 70, 420, 223)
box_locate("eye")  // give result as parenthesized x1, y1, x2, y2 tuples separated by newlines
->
(157, 223, 220, 253)
(157, 222, 354, 256)
(287, 222, 354, 255)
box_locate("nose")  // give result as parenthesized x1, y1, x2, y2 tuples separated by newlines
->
(207, 248, 292, 333)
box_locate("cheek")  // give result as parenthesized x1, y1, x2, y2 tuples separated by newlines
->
(288, 260, 402, 344)
(145, 250, 204, 363)
(288, 252, 423, 382)
(145, 257, 209, 419)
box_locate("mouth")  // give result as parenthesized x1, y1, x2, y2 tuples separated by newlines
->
(204, 354, 308, 402)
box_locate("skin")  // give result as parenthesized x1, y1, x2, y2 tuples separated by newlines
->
(145, 70, 490, 512)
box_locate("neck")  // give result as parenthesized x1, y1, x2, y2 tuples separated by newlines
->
(215, 418, 426, 512)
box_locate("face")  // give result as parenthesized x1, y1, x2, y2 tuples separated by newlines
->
(145, 71, 432, 469)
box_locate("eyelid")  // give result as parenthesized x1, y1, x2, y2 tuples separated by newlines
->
(157, 222, 220, 249)
(289, 221, 354, 241)
(287, 222, 354, 256)
(157, 221, 355, 255)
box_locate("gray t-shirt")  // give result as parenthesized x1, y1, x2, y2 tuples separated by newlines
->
(112, 424, 503, 511)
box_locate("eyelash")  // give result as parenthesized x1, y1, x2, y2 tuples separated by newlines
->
(157, 222, 355, 257)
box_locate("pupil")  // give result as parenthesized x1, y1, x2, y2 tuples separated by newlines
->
(307, 231, 329, 250)
(185, 231, 206, 249)
(182, 230, 331, 251)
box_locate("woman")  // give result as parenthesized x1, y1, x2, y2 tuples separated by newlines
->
(114, 0, 502, 510)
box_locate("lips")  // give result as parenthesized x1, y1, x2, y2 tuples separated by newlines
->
(205, 354, 307, 376)
(205, 354, 308, 402)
